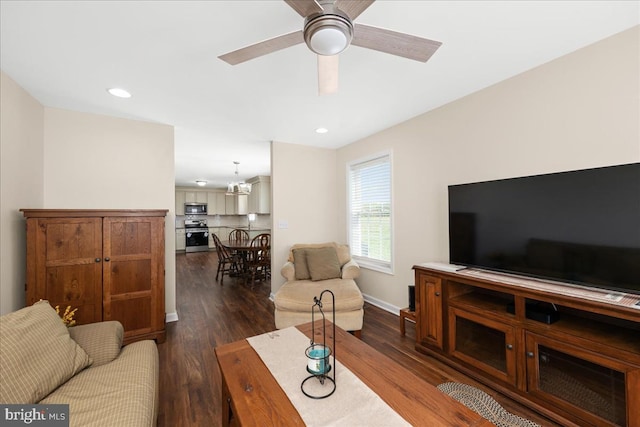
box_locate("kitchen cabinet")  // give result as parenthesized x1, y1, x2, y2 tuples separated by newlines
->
(213, 228, 226, 240)
(225, 194, 248, 215)
(216, 193, 227, 214)
(179, 189, 227, 215)
(225, 195, 235, 214)
(176, 228, 186, 251)
(237, 194, 248, 215)
(22, 209, 167, 344)
(177, 188, 252, 216)
(248, 176, 271, 214)
(207, 192, 217, 215)
(175, 191, 186, 215)
(207, 192, 227, 215)
(185, 191, 207, 203)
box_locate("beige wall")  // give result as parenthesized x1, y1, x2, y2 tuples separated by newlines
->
(43, 108, 177, 318)
(0, 71, 45, 314)
(271, 141, 339, 293)
(335, 26, 640, 312)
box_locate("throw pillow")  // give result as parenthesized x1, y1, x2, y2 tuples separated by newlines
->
(288, 242, 338, 263)
(306, 247, 341, 281)
(293, 248, 311, 280)
(0, 300, 92, 404)
(68, 321, 124, 367)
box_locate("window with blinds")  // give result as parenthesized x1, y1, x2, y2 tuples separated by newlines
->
(348, 153, 392, 273)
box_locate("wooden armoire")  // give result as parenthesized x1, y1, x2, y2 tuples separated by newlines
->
(21, 209, 167, 344)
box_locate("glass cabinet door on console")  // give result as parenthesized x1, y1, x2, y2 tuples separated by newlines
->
(448, 307, 517, 386)
(526, 333, 639, 427)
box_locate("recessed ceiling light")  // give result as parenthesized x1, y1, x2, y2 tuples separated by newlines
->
(315, 127, 329, 134)
(107, 88, 132, 98)
(196, 180, 207, 186)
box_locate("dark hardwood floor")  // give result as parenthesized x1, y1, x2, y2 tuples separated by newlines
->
(157, 251, 558, 426)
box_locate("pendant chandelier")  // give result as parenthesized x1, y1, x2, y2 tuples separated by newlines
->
(226, 161, 252, 195)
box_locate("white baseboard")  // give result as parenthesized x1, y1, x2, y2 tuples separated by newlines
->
(166, 312, 179, 323)
(362, 293, 401, 316)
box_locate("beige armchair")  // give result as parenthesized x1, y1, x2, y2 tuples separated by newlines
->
(273, 242, 364, 337)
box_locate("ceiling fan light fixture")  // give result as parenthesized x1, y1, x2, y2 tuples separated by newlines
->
(310, 26, 348, 55)
(304, 11, 353, 56)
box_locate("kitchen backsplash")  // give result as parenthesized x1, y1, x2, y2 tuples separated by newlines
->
(176, 214, 271, 230)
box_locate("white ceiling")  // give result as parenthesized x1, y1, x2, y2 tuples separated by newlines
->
(1, 1, 638, 188)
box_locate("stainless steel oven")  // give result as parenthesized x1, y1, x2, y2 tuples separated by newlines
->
(185, 219, 209, 253)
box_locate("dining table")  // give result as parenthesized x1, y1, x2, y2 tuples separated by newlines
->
(221, 239, 269, 280)
(221, 239, 258, 251)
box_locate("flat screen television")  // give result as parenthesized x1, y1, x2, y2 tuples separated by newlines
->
(448, 163, 640, 295)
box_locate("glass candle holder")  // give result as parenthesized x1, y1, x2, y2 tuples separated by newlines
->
(306, 344, 331, 375)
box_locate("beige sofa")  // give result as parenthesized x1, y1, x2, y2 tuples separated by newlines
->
(274, 243, 364, 335)
(0, 301, 159, 427)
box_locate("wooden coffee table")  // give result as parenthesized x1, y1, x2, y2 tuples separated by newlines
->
(215, 321, 493, 426)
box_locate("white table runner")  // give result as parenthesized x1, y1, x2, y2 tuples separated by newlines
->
(247, 326, 411, 427)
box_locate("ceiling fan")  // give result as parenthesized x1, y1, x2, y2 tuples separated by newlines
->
(218, 0, 442, 95)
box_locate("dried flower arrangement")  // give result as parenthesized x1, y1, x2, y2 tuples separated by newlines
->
(55, 305, 78, 327)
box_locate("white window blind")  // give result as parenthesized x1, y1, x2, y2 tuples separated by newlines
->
(348, 154, 392, 272)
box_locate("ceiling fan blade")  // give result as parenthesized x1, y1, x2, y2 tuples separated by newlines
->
(284, 0, 323, 17)
(352, 23, 442, 62)
(218, 31, 304, 65)
(318, 55, 339, 95)
(335, 0, 375, 20)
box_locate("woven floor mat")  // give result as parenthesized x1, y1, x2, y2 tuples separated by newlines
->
(437, 382, 541, 427)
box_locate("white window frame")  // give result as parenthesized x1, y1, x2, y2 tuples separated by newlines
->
(346, 151, 393, 274)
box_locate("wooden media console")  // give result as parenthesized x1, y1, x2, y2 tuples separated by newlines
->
(414, 265, 640, 427)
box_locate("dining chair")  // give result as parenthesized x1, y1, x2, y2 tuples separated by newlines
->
(228, 229, 249, 242)
(227, 229, 250, 274)
(246, 233, 271, 286)
(212, 233, 240, 285)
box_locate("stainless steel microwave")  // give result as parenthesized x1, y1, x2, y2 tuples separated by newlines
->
(185, 203, 207, 215)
